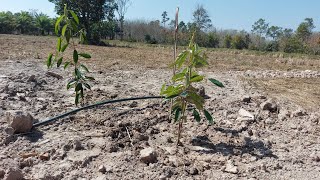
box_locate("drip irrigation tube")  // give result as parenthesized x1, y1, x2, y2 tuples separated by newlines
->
(32, 96, 164, 128)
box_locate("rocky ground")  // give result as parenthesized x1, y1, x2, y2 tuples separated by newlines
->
(0, 34, 319, 180)
(0, 57, 319, 180)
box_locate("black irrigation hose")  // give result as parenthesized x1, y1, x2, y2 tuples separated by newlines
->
(32, 96, 164, 128)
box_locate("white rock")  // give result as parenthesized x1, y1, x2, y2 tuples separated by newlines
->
(140, 147, 157, 164)
(6, 111, 34, 133)
(265, 118, 275, 125)
(238, 109, 254, 120)
(292, 108, 306, 117)
(224, 160, 238, 174)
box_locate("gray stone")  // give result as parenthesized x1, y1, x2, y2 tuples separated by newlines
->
(5, 168, 23, 180)
(242, 96, 251, 103)
(4, 127, 14, 135)
(98, 165, 106, 173)
(188, 167, 199, 175)
(73, 140, 83, 151)
(27, 75, 36, 82)
(260, 99, 278, 112)
(6, 111, 34, 133)
(0, 169, 5, 179)
(292, 108, 306, 117)
(140, 147, 157, 164)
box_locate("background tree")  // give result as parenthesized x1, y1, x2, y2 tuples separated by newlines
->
(252, 18, 269, 48)
(161, 11, 170, 28)
(34, 13, 52, 35)
(15, 11, 35, 34)
(0, 11, 16, 34)
(178, 21, 187, 33)
(267, 25, 283, 40)
(49, 0, 108, 44)
(115, 0, 131, 40)
(192, 4, 212, 31)
(223, 34, 232, 48)
(296, 18, 315, 42)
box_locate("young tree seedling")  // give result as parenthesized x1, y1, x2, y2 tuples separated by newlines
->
(46, 4, 94, 106)
(161, 34, 224, 146)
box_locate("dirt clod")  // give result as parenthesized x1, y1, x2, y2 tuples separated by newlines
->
(140, 147, 157, 164)
(6, 111, 34, 133)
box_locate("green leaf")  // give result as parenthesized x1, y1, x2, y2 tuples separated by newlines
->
(186, 92, 204, 110)
(190, 75, 204, 83)
(173, 50, 188, 68)
(78, 53, 91, 59)
(61, 43, 68, 52)
(69, 10, 79, 25)
(80, 64, 89, 72)
(204, 109, 214, 124)
(73, 50, 78, 64)
(57, 57, 63, 67)
(55, 15, 64, 35)
(75, 93, 80, 105)
(57, 37, 62, 52)
(67, 79, 76, 89)
(84, 76, 95, 81)
(174, 108, 182, 123)
(47, 53, 53, 68)
(208, 78, 225, 88)
(83, 83, 91, 90)
(172, 72, 185, 82)
(75, 82, 83, 92)
(75, 68, 82, 79)
(61, 24, 68, 37)
(64, 62, 70, 69)
(160, 84, 166, 95)
(193, 109, 201, 122)
(66, 30, 71, 43)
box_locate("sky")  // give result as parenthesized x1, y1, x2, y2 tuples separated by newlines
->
(0, 0, 319, 31)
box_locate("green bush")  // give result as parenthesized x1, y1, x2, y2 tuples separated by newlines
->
(264, 41, 279, 52)
(144, 34, 157, 44)
(231, 35, 248, 50)
(281, 37, 305, 53)
(205, 32, 219, 48)
(223, 34, 232, 48)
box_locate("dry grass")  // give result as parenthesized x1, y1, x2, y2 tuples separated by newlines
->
(1, 34, 320, 71)
(245, 78, 320, 110)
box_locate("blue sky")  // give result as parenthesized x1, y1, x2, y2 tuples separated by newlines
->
(0, 0, 319, 31)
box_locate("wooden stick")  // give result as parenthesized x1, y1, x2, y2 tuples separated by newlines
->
(173, 7, 179, 76)
(169, 7, 179, 122)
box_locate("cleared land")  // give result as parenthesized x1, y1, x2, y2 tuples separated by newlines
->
(0, 34, 319, 179)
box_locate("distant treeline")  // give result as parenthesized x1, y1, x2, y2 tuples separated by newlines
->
(1, 4, 320, 55)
